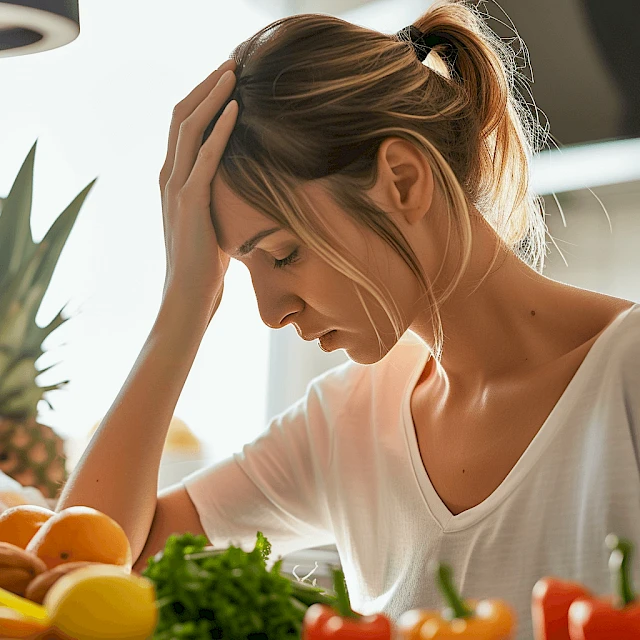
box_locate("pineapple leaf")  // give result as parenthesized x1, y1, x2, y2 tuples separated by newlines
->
(0, 141, 97, 420)
(33, 360, 65, 378)
(0, 379, 70, 418)
(0, 141, 37, 294)
(40, 380, 70, 391)
(0, 345, 14, 381)
(30, 178, 97, 299)
(23, 305, 70, 353)
(0, 175, 95, 359)
(1, 355, 40, 394)
(0, 243, 48, 343)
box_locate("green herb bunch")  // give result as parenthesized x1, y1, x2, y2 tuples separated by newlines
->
(143, 531, 336, 639)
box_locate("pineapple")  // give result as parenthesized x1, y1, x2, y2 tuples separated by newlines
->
(0, 141, 96, 499)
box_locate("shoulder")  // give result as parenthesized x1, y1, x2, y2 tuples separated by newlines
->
(592, 303, 640, 410)
(606, 303, 640, 360)
(612, 303, 640, 379)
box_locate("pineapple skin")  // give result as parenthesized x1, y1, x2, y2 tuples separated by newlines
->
(0, 415, 68, 500)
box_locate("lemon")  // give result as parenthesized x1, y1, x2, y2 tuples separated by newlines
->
(43, 564, 157, 639)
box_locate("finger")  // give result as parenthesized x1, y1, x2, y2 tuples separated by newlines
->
(170, 71, 237, 189)
(182, 100, 238, 203)
(180, 59, 237, 116)
(160, 59, 237, 187)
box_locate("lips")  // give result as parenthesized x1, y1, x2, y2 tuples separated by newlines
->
(301, 330, 333, 341)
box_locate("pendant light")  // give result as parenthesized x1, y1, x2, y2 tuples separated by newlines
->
(0, 0, 79, 58)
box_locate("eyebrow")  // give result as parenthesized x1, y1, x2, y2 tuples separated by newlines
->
(232, 227, 282, 257)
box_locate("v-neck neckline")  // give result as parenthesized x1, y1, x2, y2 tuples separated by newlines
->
(401, 302, 639, 532)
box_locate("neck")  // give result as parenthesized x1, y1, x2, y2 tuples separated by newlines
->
(409, 211, 606, 393)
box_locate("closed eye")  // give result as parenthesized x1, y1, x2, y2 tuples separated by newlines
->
(273, 248, 300, 269)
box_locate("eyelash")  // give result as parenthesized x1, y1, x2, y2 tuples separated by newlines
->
(273, 248, 300, 269)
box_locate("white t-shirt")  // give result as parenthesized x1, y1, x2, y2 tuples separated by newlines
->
(183, 302, 640, 640)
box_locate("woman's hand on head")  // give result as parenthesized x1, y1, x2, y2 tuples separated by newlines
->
(159, 59, 238, 317)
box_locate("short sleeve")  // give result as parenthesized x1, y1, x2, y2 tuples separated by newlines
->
(182, 389, 336, 560)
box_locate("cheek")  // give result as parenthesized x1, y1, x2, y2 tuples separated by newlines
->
(301, 260, 354, 306)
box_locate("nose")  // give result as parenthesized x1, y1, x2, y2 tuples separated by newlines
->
(250, 269, 303, 330)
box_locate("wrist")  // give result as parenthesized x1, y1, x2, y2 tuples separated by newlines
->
(159, 286, 216, 328)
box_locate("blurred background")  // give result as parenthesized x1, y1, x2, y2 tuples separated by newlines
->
(0, 0, 638, 585)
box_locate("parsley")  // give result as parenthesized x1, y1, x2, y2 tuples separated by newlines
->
(143, 532, 336, 639)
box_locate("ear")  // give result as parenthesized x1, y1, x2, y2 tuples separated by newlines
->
(371, 137, 434, 225)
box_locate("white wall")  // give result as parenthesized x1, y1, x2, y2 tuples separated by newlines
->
(543, 181, 640, 299)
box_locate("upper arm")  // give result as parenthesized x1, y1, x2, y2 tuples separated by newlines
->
(133, 381, 339, 571)
(132, 484, 208, 573)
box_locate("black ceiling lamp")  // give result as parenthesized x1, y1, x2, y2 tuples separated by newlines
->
(0, 0, 79, 58)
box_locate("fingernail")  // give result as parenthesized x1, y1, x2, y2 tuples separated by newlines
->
(222, 100, 236, 116)
(216, 70, 232, 87)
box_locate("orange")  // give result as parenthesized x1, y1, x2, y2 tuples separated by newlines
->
(0, 505, 55, 549)
(25, 506, 132, 571)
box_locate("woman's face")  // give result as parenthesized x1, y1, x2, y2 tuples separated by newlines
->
(210, 173, 425, 365)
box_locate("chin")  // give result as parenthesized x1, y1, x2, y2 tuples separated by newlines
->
(343, 340, 397, 366)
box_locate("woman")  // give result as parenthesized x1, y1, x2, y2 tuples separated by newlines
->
(58, 1, 640, 637)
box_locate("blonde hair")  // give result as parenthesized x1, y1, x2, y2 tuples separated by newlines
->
(209, 0, 549, 361)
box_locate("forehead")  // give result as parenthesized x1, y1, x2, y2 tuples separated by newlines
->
(211, 174, 276, 254)
(211, 175, 344, 255)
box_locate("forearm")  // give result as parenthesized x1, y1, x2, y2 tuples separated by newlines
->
(56, 290, 213, 559)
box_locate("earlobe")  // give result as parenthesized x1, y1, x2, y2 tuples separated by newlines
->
(377, 137, 434, 225)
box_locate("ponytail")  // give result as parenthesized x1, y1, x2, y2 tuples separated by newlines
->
(413, 0, 547, 270)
